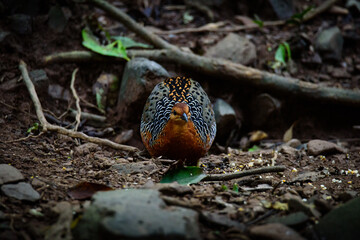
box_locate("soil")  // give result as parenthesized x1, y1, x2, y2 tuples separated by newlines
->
(0, 0, 360, 239)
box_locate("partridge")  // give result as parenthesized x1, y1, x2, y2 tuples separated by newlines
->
(140, 77, 216, 166)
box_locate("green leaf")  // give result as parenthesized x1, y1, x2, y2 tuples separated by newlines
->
(81, 28, 130, 61)
(221, 185, 228, 191)
(275, 44, 286, 65)
(282, 42, 291, 60)
(183, 11, 194, 24)
(291, 6, 313, 20)
(232, 183, 239, 193)
(27, 122, 39, 134)
(160, 166, 207, 185)
(253, 20, 263, 27)
(248, 145, 260, 152)
(111, 36, 152, 49)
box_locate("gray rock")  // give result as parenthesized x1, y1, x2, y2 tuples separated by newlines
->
(205, 33, 257, 65)
(280, 145, 298, 155)
(48, 5, 68, 33)
(315, 27, 343, 61)
(267, 212, 309, 226)
(268, 0, 294, 20)
(287, 198, 321, 218)
(48, 84, 71, 101)
(73, 189, 201, 240)
(213, 98, 237, 142)
(307, 139, 345, 156)
(200, 211, 245, 231)
(0, 164, 24, 184)
(1, 182, 40, 202)
(8, 14, 32, 34)
(315, 197, 360, 240)
(251, 93, 281, 127)
(30, 69, 49, 92)
(111, 162, 157, 175)
(285, 139, 301, 148)
(0, 31, 10, 42)
(290, 171, 325, 183)
(250, 223, 306, 240)
(117, 58, 169, 121)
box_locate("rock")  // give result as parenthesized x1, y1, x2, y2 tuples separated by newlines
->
(154, 182, 193, 196)
(213, 98, 237, 142)
(280, 145, 297, 155)
(111, 162, 157, 175)
(74, 143, 101, 156)
(205, 33, 257, 65)
(31, 178, 46, 188)
(0, 31, 10, 42)
(346, 0, 360, 16)
(267, 212, 309, 227)
(268, 0, 294, 20)
(287, 197, 321, 218)
(48, 84, 71, 101)
(251, 93, 281, 127)
(315, 27, 343, 61)
(73, 189, 201, 240)
(285, 139, 301, 148)
(307, 139, 345, 156)
(1, 182, 40, 202)
(92, 73, 119, 109)
(116, 58, 169, 121)
(0, 164, 24, 184)
(250, 223, 306, 240)
(29, 69, 49, 92)
(48, 5, 68, 33)
(290, 171, 325, 183)
(8, 14, 32, 34)
(113, 129, 133, 144)
(200, 211, 245, 231)
(315, 197, 360, 240)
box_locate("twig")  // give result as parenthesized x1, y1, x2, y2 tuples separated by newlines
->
(42, 50, 360, 106)
(202, 165, 286, 181)
(87, 0, 178, 51)
(70, 68, 81, 131)
(69, 109, 106, 122)
(5, 132, 45, 143)
(303, 0, 338, 22)
(19, 60, 139, 153)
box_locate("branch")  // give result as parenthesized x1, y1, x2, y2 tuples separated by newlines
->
(86, 0, 178, 51)
(202, 165, 286, 181)
(303, 0, 338, 22)
(19, 60, 139, 153)
(42, 50, 360, 106)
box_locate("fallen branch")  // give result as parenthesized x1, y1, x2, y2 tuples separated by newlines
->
(19, 60, 139, 153)
(42, 50, 360, 106)
(87, 0, 178, 51)
(202, 165, 286, 181)
(303, 0, 338, 22)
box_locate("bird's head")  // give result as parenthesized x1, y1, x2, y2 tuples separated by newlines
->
(170, 102, 190, 124)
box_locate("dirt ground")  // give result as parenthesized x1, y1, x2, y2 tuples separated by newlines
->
(1, 0, 360, 239)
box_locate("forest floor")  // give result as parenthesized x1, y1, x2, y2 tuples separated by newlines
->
(0, 0, 360, 239)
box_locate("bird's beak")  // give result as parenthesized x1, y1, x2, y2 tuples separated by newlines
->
(181, 113, 188, 122)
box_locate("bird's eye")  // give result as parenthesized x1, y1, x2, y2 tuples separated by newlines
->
(173, 111, 177, 115)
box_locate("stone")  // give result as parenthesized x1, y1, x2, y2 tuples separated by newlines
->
(74, 143, 101, 156)
(73, 189, 201, 240)
(307, 139, 345, 156)
(154, 182, 193, 196)
(205, 33, 257, 65)
(287, 198, 321, 218)
(116, 58, 169, 121)
(111, 162, 157, 175)
(315, 197, 360, 240)
(200, 211, 245, 231)
(285, 139, 301, 148)
(290, 171, 325, 183)
(1, 182, 40, 202)
(267, 212, 309, 227)
(250, 223, 306, 240)
(8, 14, 32, 34)
(280, 145, 297, 155)
(48, 5, 68, 33)
(92, 73, 119, 109)
(268, 0, 294, 20)
(213, 98, 237, 142)
(0, 164, 24, 184)
(48, 84, 71, 101)
(29, 69, 49, 92)
(45, 202, 72, 240)
(251, 93, 281, 127)
(315, 27, 343, 61)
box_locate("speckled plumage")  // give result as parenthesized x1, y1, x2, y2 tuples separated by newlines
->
(140, 77, 216, 165)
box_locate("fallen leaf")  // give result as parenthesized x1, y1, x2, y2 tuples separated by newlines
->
(67, 182, 114, 200)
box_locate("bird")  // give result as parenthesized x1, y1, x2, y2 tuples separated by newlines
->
(140, 76, 216, 166)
